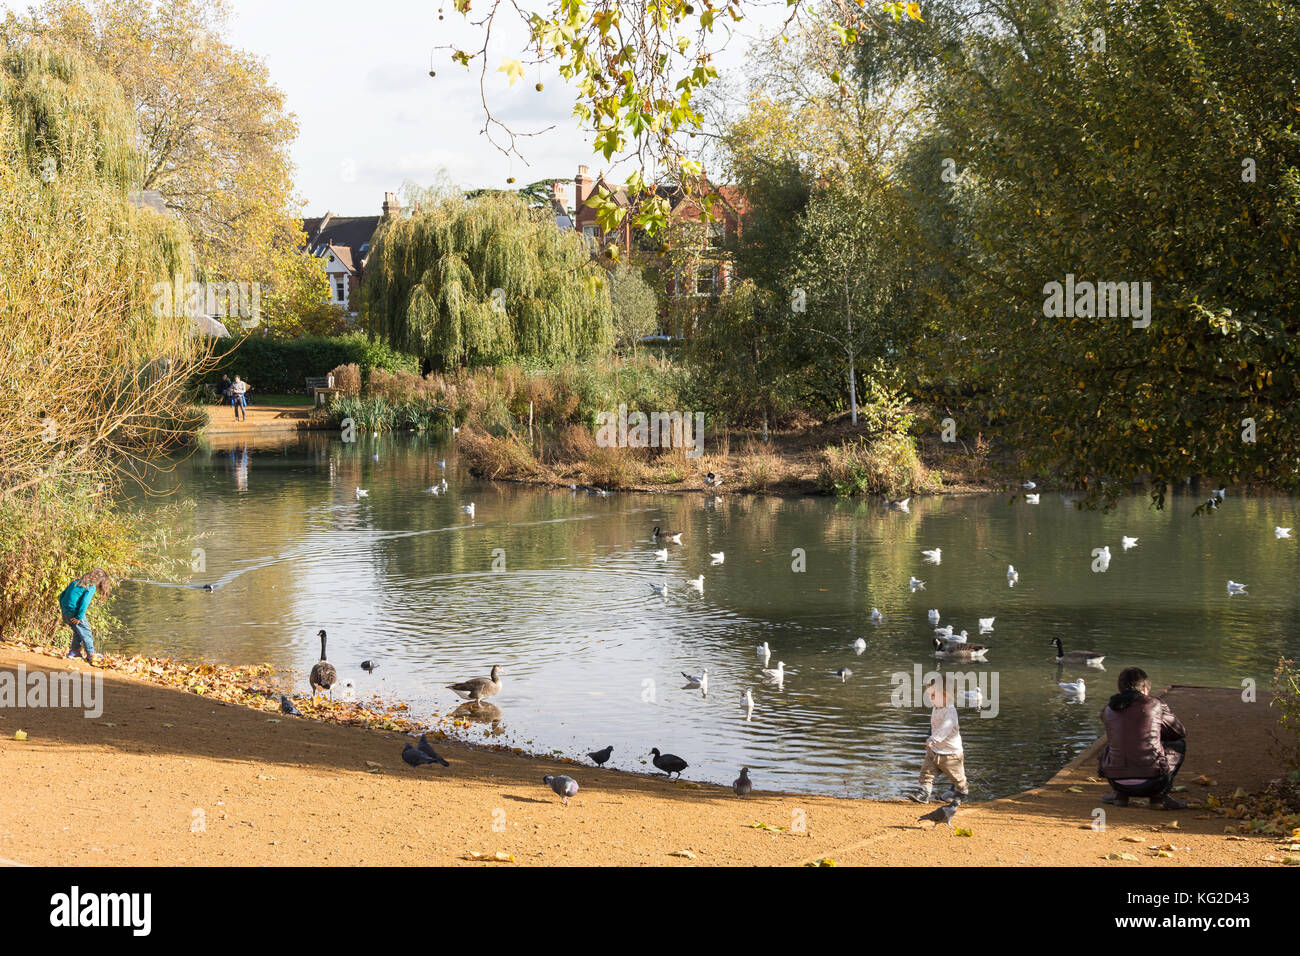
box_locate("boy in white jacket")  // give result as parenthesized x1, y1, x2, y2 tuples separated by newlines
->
(907, 679, 969, 804)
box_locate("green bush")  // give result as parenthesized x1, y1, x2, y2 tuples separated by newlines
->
(816, 433, 935, 497)
(202, 334, 417, 395)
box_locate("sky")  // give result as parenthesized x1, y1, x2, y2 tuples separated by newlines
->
(0, 0, 794, 217)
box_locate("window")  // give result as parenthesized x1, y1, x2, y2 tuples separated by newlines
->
(705, 222, 724, 249)
(582, 224, 599, 252)
(694, 266, 716, 297)
(335, 278, 347, 303)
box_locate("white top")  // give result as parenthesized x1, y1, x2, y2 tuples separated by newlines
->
(927, 702, 963, 756)
(231, 380, 248, 395)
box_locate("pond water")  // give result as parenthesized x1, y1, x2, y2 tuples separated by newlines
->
(110, 431, 1300, 798)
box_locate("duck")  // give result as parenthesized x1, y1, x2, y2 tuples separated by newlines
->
(654, 548, 669, 561)
(922, 548, 942, 564)
(649, 748, 688, 779)
(309, 629, 337, 700)
(871, 607, 884, 624)
(543, 774, 580, 806)
(761, 660, 786, 682)
(1276, 527, 1292, 539)
(710, 552, 725, 565)
(928, 608, 941, 626)
(1058, 678, 1086, 699)
(686, 575, 704, 593)
(1121, 535, 1139, 549)
(909, 576, 926, 591)
(360, 659, 379, 673)
(756, 641, 771, 665)
(445, 664, 503, 702)
(1227, 580, 1248, 594)
(833, 667, 852, 682)
(354, 487, 368, 499)
(1007, 564, 1019, 587)
(933, 638, 988, 661)
(732, 767, 752, 797)
(652, 526, 683, 544)
(853, 637, 867, 654)
(704, 472, 724, 488)
(1049, 637, 1105, 666)
(978, 617, 995, 633)
(1025, 493, 1040, 504)
(460, 502, 476, 517)
(587, 745, 613, 767)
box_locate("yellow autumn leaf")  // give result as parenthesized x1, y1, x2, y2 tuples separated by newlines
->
(13, 730, 27, 741)
(498, 58, 524, 86)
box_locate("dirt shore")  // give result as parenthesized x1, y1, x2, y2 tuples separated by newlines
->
(1, 644, 1292, 867)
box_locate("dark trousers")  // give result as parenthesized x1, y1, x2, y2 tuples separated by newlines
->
(1108, 739, 1186, 798)
(231, 393, 246, 420)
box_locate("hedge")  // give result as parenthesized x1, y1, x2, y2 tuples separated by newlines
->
(200, 333, 419, 394)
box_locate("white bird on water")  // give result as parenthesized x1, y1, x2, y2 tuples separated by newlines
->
(355, 487, 369, 499)
(687, 575, 704, 593)
(1122, 535, 1139, 550)
(654, 548, 669, 562)
(1212, 488, 1226, 501)
(928, 608, 941, 626)
(682, 669, 708, 695)
(710, 552, 725, 565)
(922, 548, 942, 564)
(756, 642, 771, 665)
(948, 629, 970, 644)
(963, 689, 984, 707)
(909, 576, 926, 592)
(460, 502, 475, 517)
(934, 625, 954, 638)
(1276, 527, 1293, 539)
(979, 617, 995, 633)
(744, 689, 754, 720)
(1059, 678, 1086, 699)
(871, 607, 884, 624)
(853, 637, 867, 654)
(1025, 493, 1040, 504)
(1022, 481, 1037, 490)
(1227, 580, 1248, 595)
(762, 660, 785, 683)
(1007, 565, 1019, 587)
(650, 581, 669, 597)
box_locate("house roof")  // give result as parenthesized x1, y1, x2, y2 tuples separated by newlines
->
(302, 214, 381, 263)
(324, 242, 357, 274)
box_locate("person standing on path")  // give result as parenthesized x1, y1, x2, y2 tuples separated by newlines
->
(907, 679, 970, 804)
(230, 375, 249, 421)
(57, 569, 113, 663)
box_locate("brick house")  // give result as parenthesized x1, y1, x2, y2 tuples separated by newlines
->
(302, 192, 402, 312)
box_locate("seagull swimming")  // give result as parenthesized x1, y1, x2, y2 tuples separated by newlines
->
(978, 617, 995, 633)
(354, 487, 368, 498)
(687, 575, 704, 593)
(426, 485, 442, 495)
(460, 502, 475, 517)
(909, 576, 926, 592)
(1007, 565, 1019, 587)
(1025, 493, 1040, 504)
(650, 581, 669, 597)
(871, 607, 884, 624)
(762, 660, 785, 683)
(1227, 580, 1248, 594)
(922, 548, 942, 564)
(1121, 536, 1139, 550)
(1058, 678, 1086, 699)
(681, 669, 708, 695)
(710, 552, 725, 564)
(1276, 527, 1293, 539)
(933, 625, 954, 638)
(853, 637, 867, 654)
(654, 548, 669, 561)
(756, 641, 771, 665)
(928, 608, 941, 626)
(743, 689, 754, 719)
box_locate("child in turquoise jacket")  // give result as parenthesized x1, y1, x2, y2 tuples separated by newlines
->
(58, 569, 112, 661)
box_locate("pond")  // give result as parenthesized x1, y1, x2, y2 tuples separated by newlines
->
(110, 431, 1300, 798)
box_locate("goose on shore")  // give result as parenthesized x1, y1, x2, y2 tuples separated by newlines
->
(649, 748, 688, 779)
(732, 767, 752, 797)
(652, 526, 683, 544)
(587, 745, 613, 768)
(543, 774, 580, 805)
(309, 629, 337, 700)
(710, 552, 725, 565)
(922, 548, 942, 564)
(933, 638, 988, 661)
(1050, 637, 1105, 666)
(446, 664, 503, 702)
(871, 607, 884, 624)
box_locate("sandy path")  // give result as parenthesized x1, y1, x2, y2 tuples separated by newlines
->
(0, 645, 1287, 866)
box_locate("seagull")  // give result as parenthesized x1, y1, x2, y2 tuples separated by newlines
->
(436, 459, 446, 468)
(871, 607, 884, 624)
(650, 581, 669, 597)
(279, 694, 302, 716)
(1025, 493, 1040, 504)
(686, 575, 704, 593)
(402, 743, 436, 767)
(681, 669, 708, 694)
(452, 426, 460, 435)
(743, 689, 754, 719)
(1227, 580, 1248, 594)
(418, 734, 450, 766)
(1121, 536, 1139, 549)
(962, 689, 984, 707)
(922, 548, 942, 564)
(978, 617, 995, 633)
(732, 767, 752, 797)
(543, 774, 580, 806)
(948, 629, 970, 644)
(762, 660, 786, 682)
(833, 667, 852, 682)
(1022, 481, 1037, 490)
(1058, 678, 1086, 699)
(756, 641, 771, 665)
(710, 552, 725, 565)
(928, 608, 941, 626)
(853, 637, 867, 654)
(360, 659, 379, 673)
(587, 745, 613, 767)
(1276, 527, 1293, 539)
(654, 548, 669, 561)
(909, 576, 926, 591)
(354, 487, 368, 498)
(460, 502, 475, 517)
(371, 453, 379, 462)
(426, 485, 442, 495)
(933, 625, 954, 638)
(1007, 565, 1019, 587)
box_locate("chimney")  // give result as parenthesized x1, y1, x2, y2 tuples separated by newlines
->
(382, 191, 401, 219)
(575, 165, 593, 207)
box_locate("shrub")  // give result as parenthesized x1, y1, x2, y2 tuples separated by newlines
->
(817, 433, 935, 497)
(582, 446, 641, 488)
(331, 363, 362, 397)
(457, 426, 543, 479)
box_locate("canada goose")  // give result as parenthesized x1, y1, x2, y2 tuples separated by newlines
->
(1058, 678, 1086, 699)
(687, 575, 704, 593)
(933, 638, 988, 661)
(1025, 493, 1040, 504)
(649, 748, 688, 779)
(1122, 535, 1139, 549)
(1275, 527, 1292, 539)
(460, 502, 475, 517)
(309, 630, 337, 699)
(1049, 637, 1105, 666)
(418, 734, 450, 766)
(978, 617, 995, 633)
(909, 576, 926, 591)
(1007, 565, 1019, 587)
(653, 526, 683, 544)
(654, 548, 669, 561)
(543, 774, 580, 805)
(710, 552, 725, 564)
(732, 767, 752, 797)
(761, 660, 785, 682)
(1227, 580, 1247, 594)
(928, 608, 941, 626)
(871, 607, 883, 624)
(853, 637, 867, 654)
(587, 745, 613, 767)
(354, 487, 368, 498)
(446, 664, 503, 702)
(756, 641, 770, 665)
(922, 548, 942, 564)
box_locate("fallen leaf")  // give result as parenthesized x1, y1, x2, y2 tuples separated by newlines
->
(748, 821, 787, 832)
(365, 760, 382, 768)
(1104, 852, 1140, 861)
(1191, 775, 1215, 786)
(1066, 786, 1084, 793)
(1163, 820, 1181, 829)
(1155, 850, 1174, 858)
(1119, 836, 1143, 843)
(462, 851, 514, 862)
(807, 857, 837, 867)
(954, 826, 973, 837)
(669, 849, 696, 859)
(1086, 776, 1101, 783)
(13, 730, 27, 741)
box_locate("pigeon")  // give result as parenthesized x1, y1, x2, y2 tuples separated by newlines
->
(418, 734, 450, 766)
(402, 743, 436, 767)
(871, 607, 884, 624)
(1007, 565, 1019, 587)
(1022, 481, 1037, 490)
(279, 694, 302, 716)
(1276, 527, 1293, 539)
(354, 487, 368, 498)
(360, 660, 379, 673)
(928, 608, 941, 626)
(833, 667, 852, 682)
(1121, 535, 1139, 549)
(909, 576, 926, 591)
(460, 502, 476, 517)
(732, 767, 752, 797)
(756, 641, 771, 665)
(543, 774, 580, 805)
(853, 637, 866, 654)
(922, 548, 942, 564)
(654, 548, 669, 561)
(1227, 580, 1248, 594)
(587, 745, 613, 768)
(978, 617, 995, 633)
(918, 802, 960, 828)
(710, 552, 725, 565)
(649, 748, 688, 779)
(1025, 493, 1040, 504)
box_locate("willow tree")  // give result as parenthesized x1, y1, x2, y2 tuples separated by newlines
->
(363, 193, 613, 369)
(0, 41, 211, 640)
